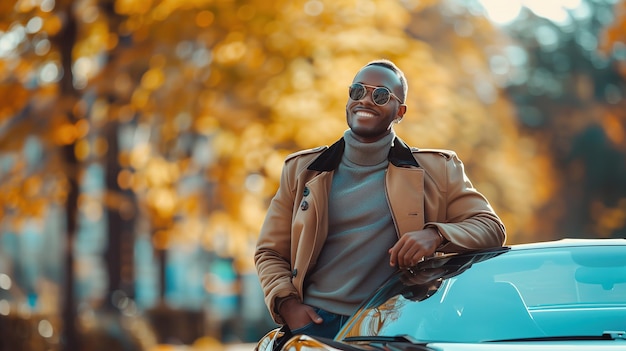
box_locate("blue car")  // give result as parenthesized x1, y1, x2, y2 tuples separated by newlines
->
(256, 239, 626, 351)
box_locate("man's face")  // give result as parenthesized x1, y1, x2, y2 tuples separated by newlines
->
(346, 65, 406, 143)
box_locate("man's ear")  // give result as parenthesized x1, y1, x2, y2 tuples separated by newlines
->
(397, 104, 407, 119)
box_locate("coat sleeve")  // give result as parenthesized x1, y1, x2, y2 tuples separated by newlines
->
(422, 151, 506, 251)
(254, 159, 300, 324)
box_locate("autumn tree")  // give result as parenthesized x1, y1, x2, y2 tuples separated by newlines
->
(499, 0, 626, 238)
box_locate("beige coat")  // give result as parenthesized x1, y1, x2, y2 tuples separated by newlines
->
(255, 137, 506, 323)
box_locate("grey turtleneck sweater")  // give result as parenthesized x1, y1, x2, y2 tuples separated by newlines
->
(303, 129, 399, 316)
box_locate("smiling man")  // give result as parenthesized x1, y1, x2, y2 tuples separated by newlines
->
(254, 59, 506, 339)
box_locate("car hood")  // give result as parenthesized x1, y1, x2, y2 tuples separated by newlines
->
(284, 338, 626, 351)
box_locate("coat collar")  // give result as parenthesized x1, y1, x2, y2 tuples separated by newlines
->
(307, 136, 420, 172)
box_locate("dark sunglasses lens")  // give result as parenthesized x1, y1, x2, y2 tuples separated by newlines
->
(372, 88, 391, 105)
(349, 84, 367, 100)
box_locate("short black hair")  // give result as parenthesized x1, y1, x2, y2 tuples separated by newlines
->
(363, 59, 408, 103)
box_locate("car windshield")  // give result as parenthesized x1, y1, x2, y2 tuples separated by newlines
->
(336, 244, 626, 343)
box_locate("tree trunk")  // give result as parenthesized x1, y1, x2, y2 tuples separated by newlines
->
(54, 3, 79, 350)
(104, 119, 136, 307)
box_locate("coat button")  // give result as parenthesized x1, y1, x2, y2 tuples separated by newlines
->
(303, 187, 310, 196)
(300, 200, 309, 211)
(292, 269, 297, 277)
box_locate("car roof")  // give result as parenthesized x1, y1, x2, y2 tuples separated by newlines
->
(507, 238, 626, 251)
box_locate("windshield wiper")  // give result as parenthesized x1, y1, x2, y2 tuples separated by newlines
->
(343, 335, 421, 343)
(342, 335, 434, 351)
(490, 331, 626, 342)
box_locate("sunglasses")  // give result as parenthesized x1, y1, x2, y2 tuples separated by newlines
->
(348, 83, 403, 106)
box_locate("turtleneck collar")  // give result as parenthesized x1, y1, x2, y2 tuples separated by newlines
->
(343, 129, 395, 166)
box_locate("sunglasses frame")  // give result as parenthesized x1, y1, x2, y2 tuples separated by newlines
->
(349, 83, 404, 106)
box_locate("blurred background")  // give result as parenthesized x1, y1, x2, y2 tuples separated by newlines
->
(0, 0, 625, 350)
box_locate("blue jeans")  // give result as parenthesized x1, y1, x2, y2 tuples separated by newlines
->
(289, 307, 351, 339)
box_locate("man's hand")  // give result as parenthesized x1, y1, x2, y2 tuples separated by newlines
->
(279, 297, 323, 330)
(388, 227, 442, 268)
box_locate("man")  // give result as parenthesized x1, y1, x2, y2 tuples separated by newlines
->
(254, 59, 506, 339)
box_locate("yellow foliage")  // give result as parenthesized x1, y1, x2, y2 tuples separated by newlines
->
(115, 0, 155, 16)
(75, 138, 91, 160)
(0, 0, 569, 258)
(140, 68, 165, 90)
(41, 13, 63, 35)
(54, 123, 80, 145)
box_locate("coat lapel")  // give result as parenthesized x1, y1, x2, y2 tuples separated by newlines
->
(304, 135, 426, 238)
(386, 165, 426, 237)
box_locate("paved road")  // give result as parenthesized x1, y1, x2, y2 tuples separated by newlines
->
(151, 343, 256, 351)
